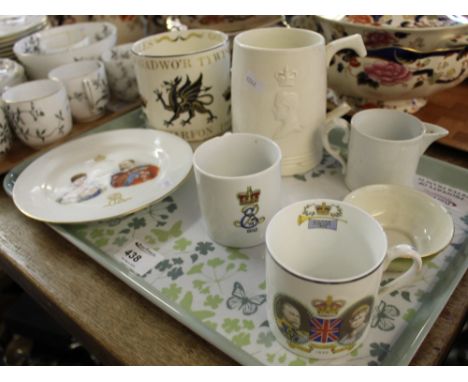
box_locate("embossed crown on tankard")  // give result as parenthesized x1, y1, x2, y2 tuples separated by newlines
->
(132, 30, 231, 143)
(231, 28, 367, 175)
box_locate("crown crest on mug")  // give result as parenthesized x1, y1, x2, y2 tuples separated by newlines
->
(275, 66, 296, 87)
(297, 202, 344, 226)
(312, 295, 346, 317)
(315, 202, 331, 215)
(237, 186, 261, 205)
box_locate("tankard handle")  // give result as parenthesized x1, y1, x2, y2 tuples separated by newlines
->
(325, 34, 367, 66)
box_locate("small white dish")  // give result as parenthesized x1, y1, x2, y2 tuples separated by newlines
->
(343, 184, 454, 269)
(0, 58, 26, 94)
(13, 128, 193, 224)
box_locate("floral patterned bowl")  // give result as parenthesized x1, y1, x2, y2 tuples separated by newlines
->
(13, 22, 117, 79)
(291, 16, 468, 52)
(327, 46, 468, 113)
(292, 15, 468, 51)
(342, 15, 467, 29)
(290, 15, 468, 112)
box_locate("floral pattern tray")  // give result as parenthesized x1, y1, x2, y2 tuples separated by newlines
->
(4, 109, 468, 366)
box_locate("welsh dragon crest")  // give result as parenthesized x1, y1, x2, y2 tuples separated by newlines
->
(154, 74, 217, 127)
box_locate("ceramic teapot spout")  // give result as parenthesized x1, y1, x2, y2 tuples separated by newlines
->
(420, 123, 449, 155)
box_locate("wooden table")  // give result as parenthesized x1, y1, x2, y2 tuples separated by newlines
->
(0, 86, 467, 365)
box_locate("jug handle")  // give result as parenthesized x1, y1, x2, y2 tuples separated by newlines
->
(325, 34, 367, 66)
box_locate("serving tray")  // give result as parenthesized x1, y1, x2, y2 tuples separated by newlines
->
(4, 108, 468, 365)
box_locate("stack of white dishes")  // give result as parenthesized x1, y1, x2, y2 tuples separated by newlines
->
(0, 15, 48, 60)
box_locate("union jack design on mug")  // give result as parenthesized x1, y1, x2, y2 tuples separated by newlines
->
(309, 318, 342, 343)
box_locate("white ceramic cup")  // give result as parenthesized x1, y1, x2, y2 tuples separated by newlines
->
(265, 199, 423, 359)
(132, 29, 231, 142)
(101, 43, 139, 102)
(0, 59, 27, 95)
(231, 27, 367, 176)
(321, 109, 449, 190)
(193, 133, 282, 248)
(49, 60, 110, 122)
(0, 104, 13, 157)
(2, 79, 72, 149)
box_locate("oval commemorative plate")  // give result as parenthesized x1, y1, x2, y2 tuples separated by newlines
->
(13, 128, 193, 224)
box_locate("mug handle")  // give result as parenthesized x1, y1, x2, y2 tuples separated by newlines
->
(378, 244, 423, 297)
(321, 116, 350, 174)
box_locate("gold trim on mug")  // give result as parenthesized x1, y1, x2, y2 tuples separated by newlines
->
(131, 30, 229, 59)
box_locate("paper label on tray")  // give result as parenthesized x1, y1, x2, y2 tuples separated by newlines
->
(116, 241, 164, 276)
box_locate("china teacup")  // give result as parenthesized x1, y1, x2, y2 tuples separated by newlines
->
(0, 59, 27, 95)
(132, 29, 231, 142)
(2, 79, 72, 148)
(101, 43, 139, 102)
(231, 27, 367, 175)
(265, 199, 422, 359)
(0, 104, 13, 157)
(321, 109, 448, 190)
(193, 132, 282, 248)
(49, 60, 110, 122)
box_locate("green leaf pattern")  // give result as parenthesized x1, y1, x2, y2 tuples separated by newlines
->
(66, 172, 468, 366)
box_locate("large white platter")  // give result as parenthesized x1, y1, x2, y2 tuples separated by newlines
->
(13, 128, 193, 224)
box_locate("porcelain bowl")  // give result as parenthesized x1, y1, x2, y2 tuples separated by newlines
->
(290, 15, 468, 113)
(327, 45, 468, 113)
(343, 184, 454, 269)
(13, 22, 117, 79)
(291, 15, 468, 52)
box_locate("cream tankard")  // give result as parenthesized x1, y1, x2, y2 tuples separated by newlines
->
(231, 27, 366, 176)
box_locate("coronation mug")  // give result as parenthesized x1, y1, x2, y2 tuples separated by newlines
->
(266, 199, 422, 359)
(231, 27, 366, 175)
(193, 132, 282, 248)
(132, 29, 231, 143)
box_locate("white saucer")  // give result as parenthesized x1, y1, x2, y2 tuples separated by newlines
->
(343, 184, 454, 269)
(13, 128, 193, 224)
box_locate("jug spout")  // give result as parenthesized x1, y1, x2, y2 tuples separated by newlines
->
(420, 123, 449, 154)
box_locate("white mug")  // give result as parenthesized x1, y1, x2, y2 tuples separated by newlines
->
(265, 199, 422, 359)
(193, 133, 282, 248)
(49, 60, 110, 122)
(132, 29, 231, 143)
(2, 79, 72, 149)
(231, 27, 366, 176)
(321, 109, 449, 190)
